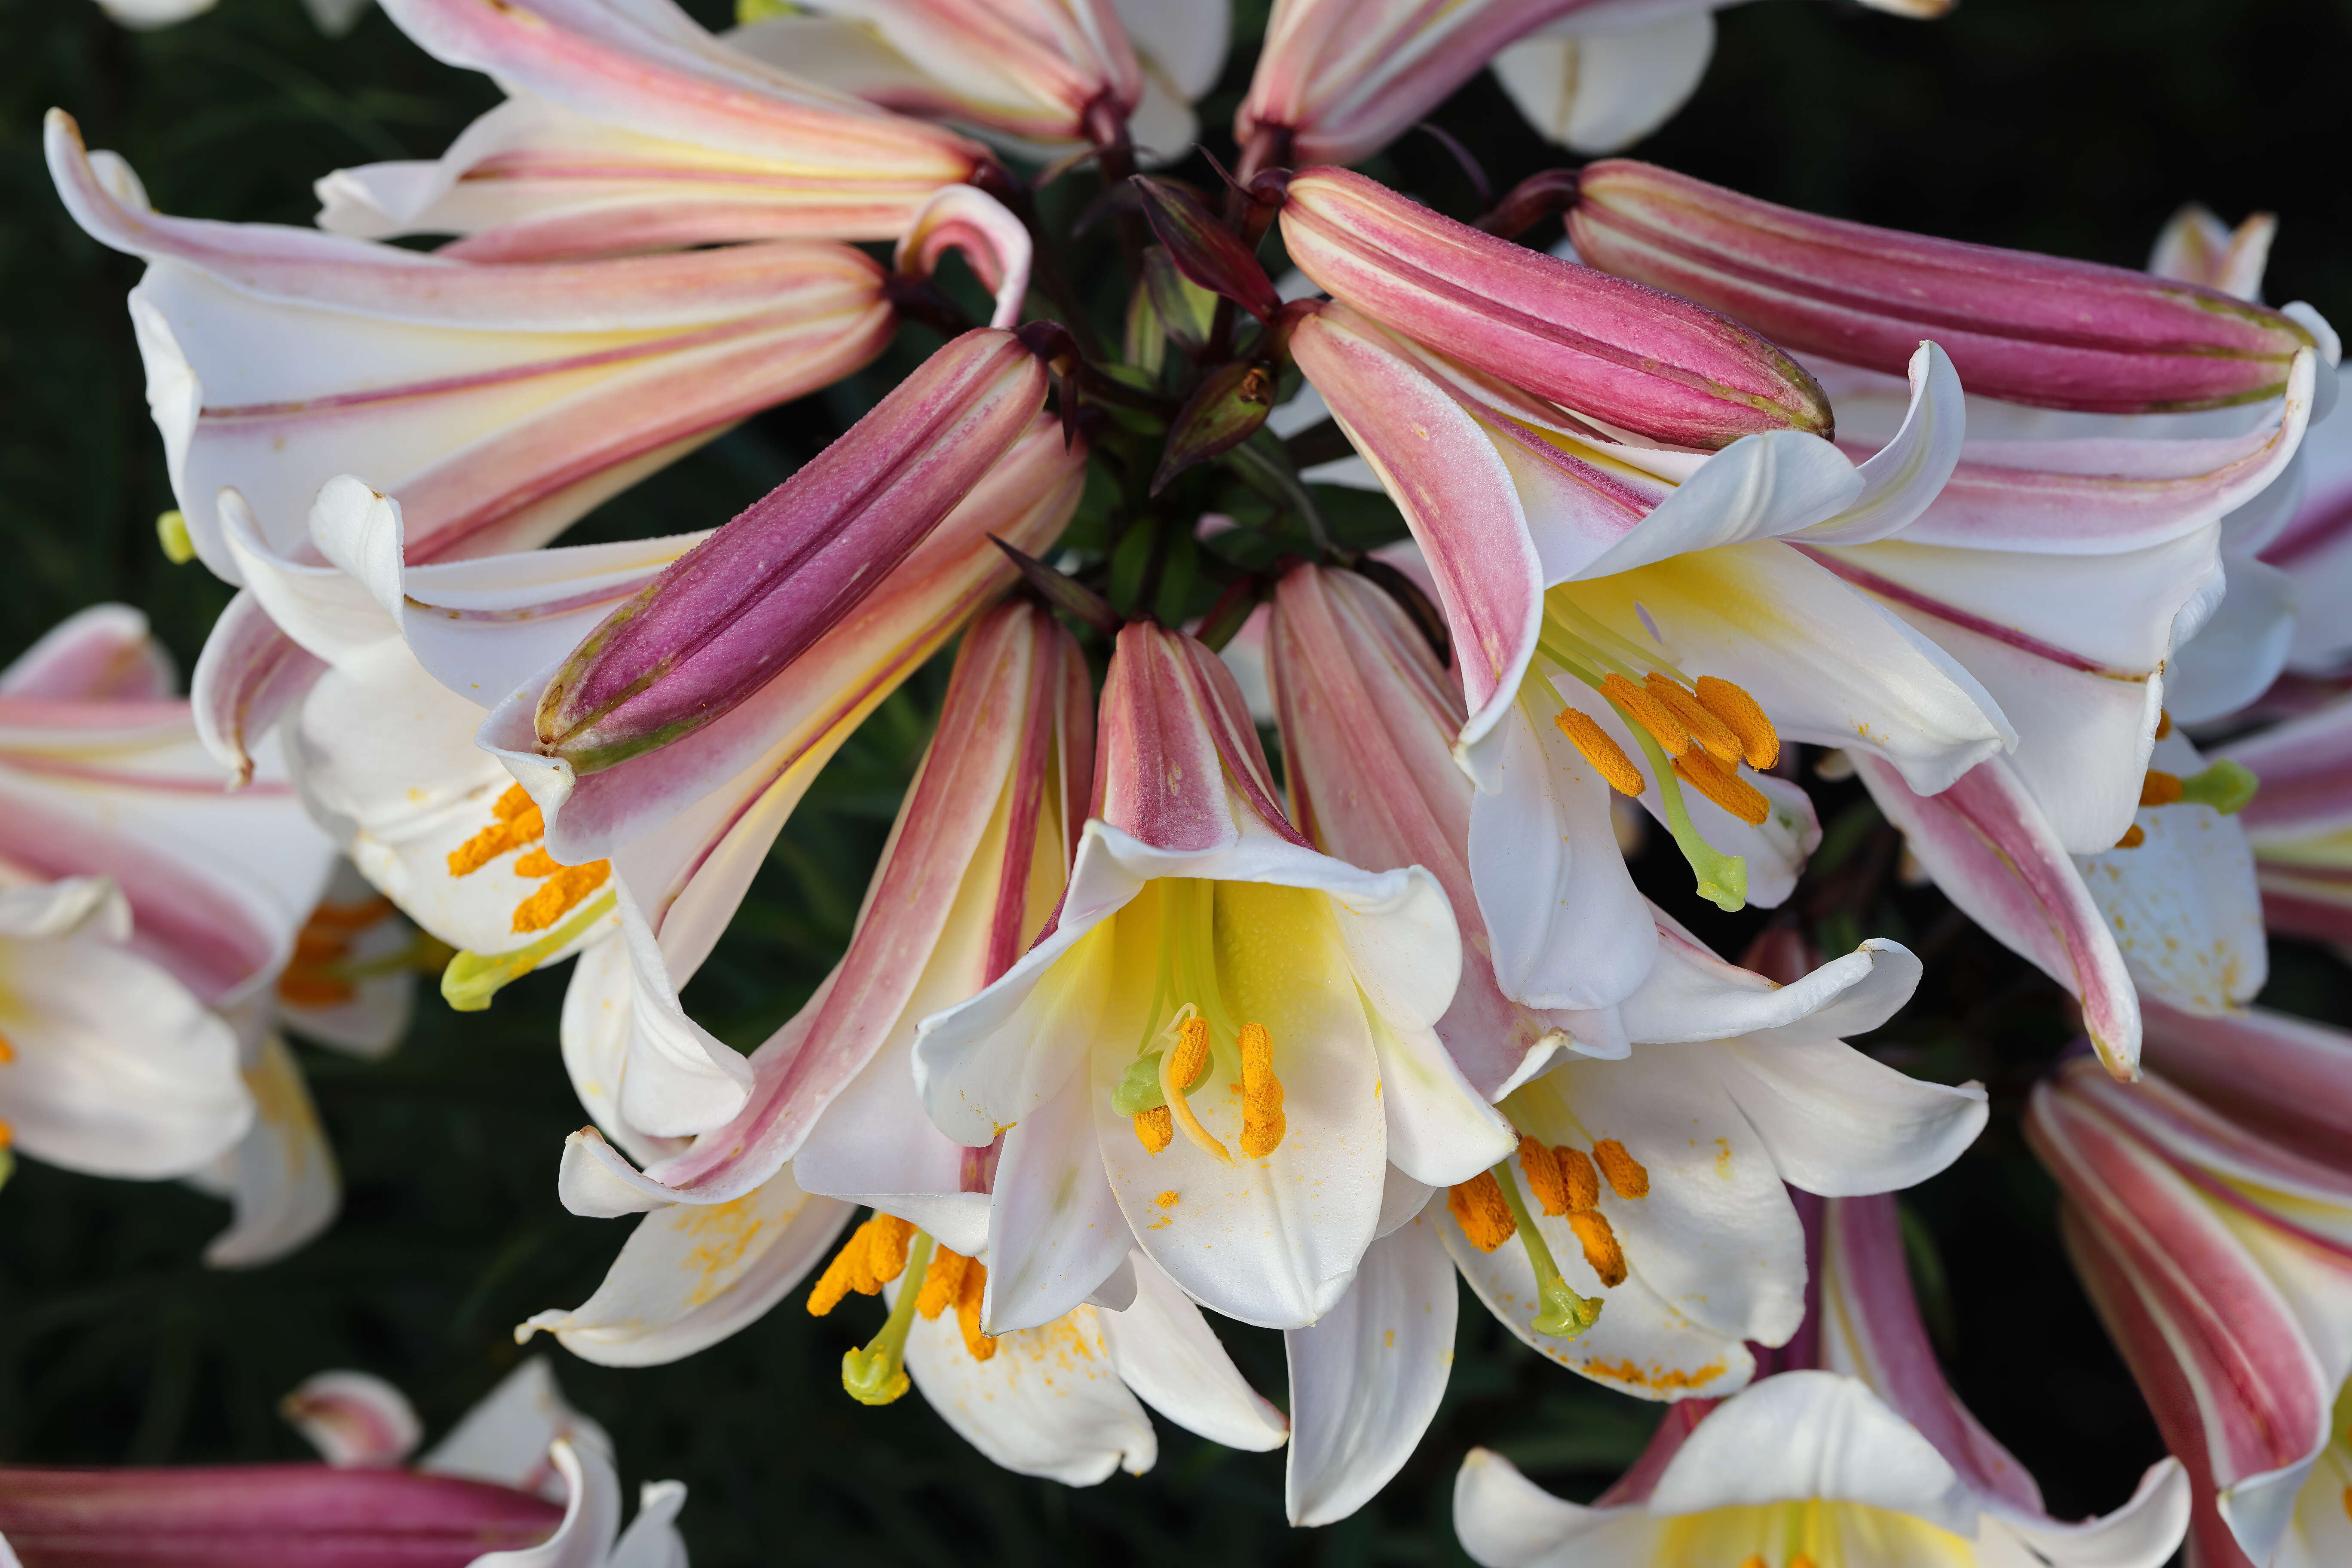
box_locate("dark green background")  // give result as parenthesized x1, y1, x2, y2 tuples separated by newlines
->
(4, 0, 2349, 1561)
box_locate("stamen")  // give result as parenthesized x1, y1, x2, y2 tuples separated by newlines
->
(954, 1255, 995, 1361)
(447, 784, 544, 876)
(808, 1212, 919, 1316)
(1485, 1158, 1603, 1338)
(2178, 759, 2258, 815)
(1133, 1106, 1173, 1153)
(0, 1117, 13, 1150)
(1599, 672, 1692, 756)
(1447, 1172, 1517, 1252)
(2155, 709, 2174, 739)
(1158, 1014, 1229, 1163)
(511, 859, 612, 934)
(1566, 1210, 1628, 1287)
(1555, 708, 1645, 796)
(915, 1246, 968, 1320)
(442, 889, 619, 1013)
(842, 1231, 933, 1407)
(2114, 825, 2146, 850)
(1518, 1135, 1572, 1215)
(1645, 675, 1742, 765)
(1599, 689, 1748, 912)
(1238, 1022, 1285, 1158)
(0, 1035, 14, 1064)
(1693, 676, 1780, 770)
(1672, 751, 1771, 826)
(2141, 770, 2184, 807)
(1591, 1139, 1649, 1199)
(1740, 1558, 1767, 1568)
(1557, 1145, 1600, 1211)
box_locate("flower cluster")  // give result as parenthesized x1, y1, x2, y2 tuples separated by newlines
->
(25, 0, 2352, 1559)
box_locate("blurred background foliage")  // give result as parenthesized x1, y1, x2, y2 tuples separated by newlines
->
(3, 0, 2351, 1562)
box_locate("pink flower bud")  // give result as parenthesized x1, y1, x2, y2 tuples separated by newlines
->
(1570, 159, 2319, 413)
(1278, 167, 1833, 450)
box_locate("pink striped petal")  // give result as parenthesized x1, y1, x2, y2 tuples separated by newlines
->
(2223, 691, 2352, 840)
(281, 1372, 424, 1469)
(0, 604, 175, 702)
(2135, 1001, 2352, 1193)
(895, 183, 1033, 329)
(1853, 754, 2141, 1076)
(791, 0, 1145, 142)
(190, 593, 328, 786)
(1096, 620, 1299, 853)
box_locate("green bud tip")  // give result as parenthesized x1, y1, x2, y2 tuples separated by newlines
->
(156, 510, 195, 565)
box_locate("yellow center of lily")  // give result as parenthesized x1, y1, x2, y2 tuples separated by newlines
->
(1654, 1499, 1976, 1566)
(447, 784, 613, 935)
(1107, 879, 1290, 1165)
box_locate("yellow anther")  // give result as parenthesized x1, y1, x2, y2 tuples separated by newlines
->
(1591, 1139, 1649, 1199)
(1600, 672, 1692, 756)
(916, 1246, 969, 1320)
(2141, 770, 2185, 806)
(1646, 675, 1742, 765)
(1566, 1209, 1627, 1287)
(1239, 1022, 1285, 1159)
(448, 784, 545, 876)
(1556, 1145, 1600, 1212)
(1518, 1136, 1571, 1216)
(1556, 707, 1646, 796)
(1694, 676, 1780, 770)
(954, 1255, 995, 1361)
(2155, 709, 2174, 740)
(2115, 824, 2147, 850)
(1447, 1171, 1518, 1252)
(0, 1118, 13, 1150)
(1133, 1105, 1173, 1153)
(1672, 751, 1771, 826)
(0, 1034, 17, 1065)
(1740, 1558, 1767, 1568)
(1158, 1014, 1230, 1163)
(807, 1212, 917, 1316)
(511, 860, 612, 934)
(1792, 1556, 1818, 1568)
(513, 848, 560, 878)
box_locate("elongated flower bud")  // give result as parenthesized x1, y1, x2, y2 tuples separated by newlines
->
(1570, 159, 2319, 413)
(534, 329, 1048, 772)
(1279, 167, 1832, 449)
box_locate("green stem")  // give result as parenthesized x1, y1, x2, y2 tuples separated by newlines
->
(1488, 1159, 1602, 1339)
(842, 1232, 934, 1406)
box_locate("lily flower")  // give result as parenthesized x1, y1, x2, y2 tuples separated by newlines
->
(47, 112, 1028, 780)
(1234, 0, 1941, 175)
(0, 602, 404, 1267)
(1454, 1191, 2189, 1568)
(2027, 1009, 2352, 1568)
(2217, 690, 2352, 949)
(318, 0, 986, 260)
(911, 619, 1512, 1330)
(1, 1360, 686, 1566)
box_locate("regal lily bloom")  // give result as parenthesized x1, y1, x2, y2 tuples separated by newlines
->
(0, 1361, 686, 1567)
(1288, 265, 1996, 1011)
(724, 0, 1227, 162)
(2028, 1008, 2352, 1568)
(1453, 1192, 2189, 1568)
(1234, 0, 1941, 175)
(913, 620, 1513, 1330)
(0, 603, 404, 1267)
(1569, 159, 2329, 416)
(2218, 691, 2352, 949)
(315, 0, 984, 260)
(228, 364, 1080, 1148)
(46, 113, 1027, 784)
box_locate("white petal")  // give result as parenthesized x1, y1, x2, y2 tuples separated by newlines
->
(1491, 13, 1713, 156)
(2164, 553, 2295, 724)
(1369, 1011, 1515, 1188)
(1098, 1250, 1289, 1452)
(900, 1292, 1156, 1487)
(423, 1359, 611, 1499)
(984, 1063, 1133, 1333)
(203, 1033, 342, 1268)
(1715, 1037, 1988, 1196)
(608, 1481, 691, 1568)
(281, 1369, 423, 1468)
(609, 882, 753, 1139)
(1454, 1447, 1657, 1568)
(1985, 1459, 2190, 1568)
(466, 1438, 622, 1568)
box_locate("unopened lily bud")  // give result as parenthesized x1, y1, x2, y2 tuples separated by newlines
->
(1278, 167, 1833, 449)
(1570, 159, 2319, 413)
(534, 329, 1048, 772)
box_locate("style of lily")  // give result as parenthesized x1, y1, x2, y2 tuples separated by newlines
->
(315, 0, 984, 260)
(1233, 0, 1944, 176)
(1268, 169, 2020, 1020)
(221, 331, 1081, 1152)
(903, 618, 1513, 1332)
(1455, 1191, 2190, 1568)
(2027, 1005, 2352, 1568)
(46, 109, 1029, 782)
(515, 606, 1289, 1488)
(2218, 690, 2352, 950)
(0, 1359, 687, 1567)
(0, 601, 414, 1267)
(724, 0, 1228, 166)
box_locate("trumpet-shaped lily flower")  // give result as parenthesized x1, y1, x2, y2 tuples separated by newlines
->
(913, 620, 1512, 1330)
(1454, 1192, 2189, 1568)
(2028, 1011, 2352, 1568)
(1568, 159, 2323, 415)
(2, 1359, 687, 1566)
(317, 0, 984, 260)
(1234, 0, 1941, 175)
(0, 602, 394, 1267)
(2220, 691, 2352, 948)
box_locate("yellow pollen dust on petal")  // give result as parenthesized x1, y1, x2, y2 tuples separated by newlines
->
(1519, 1135, 1572, 1216)
(1673, 751, 1771, 827)
(1646, 674, 1742, 766)
(1592, 1139, 1650, 1199)
(1447, 1171, 1518, 1252)
(1159, 1013, 1230, 1164)
(2115, 824, 2147, 850)
(1600, 672, 1692, 757)
(1238, 1021, 1285, 1159)
(511, 860, 612, 934)
(448, 784, 545, 877)
(1567, 1209, 1628, 1287)
(2142, 771, 2185, 807)
(1556, 707, 1646, 797)
(1693, 676, 1780, 771)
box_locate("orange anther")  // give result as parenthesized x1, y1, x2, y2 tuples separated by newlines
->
(2141, 771, 2184, 806)
(1694, 676, 1780, 770)
(1133, 1106, 1173, 1153)
(1556, 1145, 1600, 1212)
(1567, 1210, 1626, 1287)
(511, 861, 611, 934)
(1645, 675, 1742, 765)
(1600, 672, 1691, 755)
(2155, 709, 2174, 740)
(1672, 751, 1771, 825)
(955, 1255, 995, 1361)
(917, 1246, 970, 1320)
(1239, 1022, 1285, 1159)
(447, 785, 545, 876)
(2114, 824, 2147, 849)
(1447, 1172, 1517, 1253)
(1556, 707, 1645, 796)
(1591, 1139, 1649, 1199)
(1518, 1135, 1571, 1216)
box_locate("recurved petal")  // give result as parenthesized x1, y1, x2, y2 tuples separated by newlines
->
(1097, 1250, 1289, 1452)
(0, 603, 175, 702)
(1491, 12, 1715, 157)
(202, 1033, 342, 1268)
(281, 1371, 425, 1469)
(1715, 1034, 1988, 1197)
(986, 1064, 1134, 1333)
(1855, 754, 2141, 1076)
(1454, 1446, 1658, 1568)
